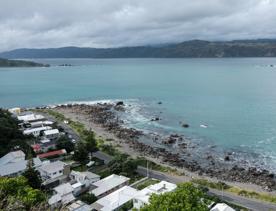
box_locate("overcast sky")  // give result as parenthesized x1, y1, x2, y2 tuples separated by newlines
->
(0, 0, 276, 51)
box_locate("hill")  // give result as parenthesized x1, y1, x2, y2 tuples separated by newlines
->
(0, 58, 49, 67)
(1, 39, 276, 58)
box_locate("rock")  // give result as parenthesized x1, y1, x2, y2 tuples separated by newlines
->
(224, 155, 230, 161)
(116, 101, 124, 106)
(182, 123, 189, 128)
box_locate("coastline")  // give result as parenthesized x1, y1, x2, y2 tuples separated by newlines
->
(44, 102, 276, 193)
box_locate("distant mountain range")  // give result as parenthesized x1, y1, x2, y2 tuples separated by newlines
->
(1, 39, 276, 58)
(0, 58, 49, 67)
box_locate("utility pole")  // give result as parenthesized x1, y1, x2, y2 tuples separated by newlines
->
(147, 160, 149, 178)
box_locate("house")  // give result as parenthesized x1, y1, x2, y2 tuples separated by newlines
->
(17, 113, 45, 122)
(91, 186, 138, 211)
(29, 120, 54, 128)
(37, 149, 67, 159)
(70, 170, 100, 188)
(90, 174, 130, 198)
(133, 181, 177, 210)
(32, 139, 57, 153)
(48, 183, 75, 208)
(0, 150, 25, 166)
(23, 126, 52, 137)
(38, 160, 70, 180)
(210, 203, 235, 211)
(43, 128, 59, 140)
(0, 150, 42, 177)
(8, 107, 21, 115)
(67, 200, 92, 211)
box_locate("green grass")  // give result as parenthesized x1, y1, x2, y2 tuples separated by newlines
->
(192, 179, 230, 190)
(72, 164, 88, 172)
(135, 178, 160, 190)
(135, 157, 182, 175)
(192, 179, 276, 204)
(228, 187, 276, 204)
(129, 174, 144, 184)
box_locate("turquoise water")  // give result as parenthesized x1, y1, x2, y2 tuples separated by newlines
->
(1, 58, 276, 171)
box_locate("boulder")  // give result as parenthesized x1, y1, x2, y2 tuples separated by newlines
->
(182, 123, 189, 128)
(116, 101, 124, 106)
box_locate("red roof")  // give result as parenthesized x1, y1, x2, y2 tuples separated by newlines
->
(38, 149, 67, 158)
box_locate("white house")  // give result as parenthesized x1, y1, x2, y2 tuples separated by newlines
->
(8, 107, 21, 115)
(48, 183, 75, 208)
(29, 120, 54, 128)
(43, 128, 59, 139)
(210, 203, 235, 211)
(38, 160, 70, 180)
(91, 186, 138, 211)
(0, 150, 42, 177)
(90, 174, 130, 198)
(17, 113, 45, 122)
(133, 181, 177, 210)
(23, 126, 52, 137)
(70, 170, 100, 188)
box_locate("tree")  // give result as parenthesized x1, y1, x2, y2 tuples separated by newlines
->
(0, 109, 34, 157)
(0, 176, 46, 210)
(140, 183, 209, 211)
(84, 131, 98, 153)
(108, 154, 138, 177)
(73, 142, 89, 164)
(56, 135, 75, 153)
(79, 193, 97, 204)
(22, 160, 42, 189)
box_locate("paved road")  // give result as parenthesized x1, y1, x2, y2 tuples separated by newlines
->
(137, 166, 276, 211)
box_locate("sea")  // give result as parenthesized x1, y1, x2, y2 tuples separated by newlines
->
(1, 58, 276, 172)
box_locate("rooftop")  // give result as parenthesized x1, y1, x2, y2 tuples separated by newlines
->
(210, 203, 235, 211)
(43, 128, 59, 136)
(54, 183, 74, 195)
(67, 200, 92, 211)
(72, 182, 83, 189)
(134, 181, 177, 203)
(90, 174, 130, 197)
(93, 186, 138, 211)
(71, 170, 100, 180)
(38, 160, 67, 173)
(23, 126, 52, 135)
(0, 160, 27, 176)
(0, 156, 41, 176)
(0, 150, 25, 166)
(17, 113, 45, 122)
(38, 149, 67, 158)
(30, 120, 54, 127)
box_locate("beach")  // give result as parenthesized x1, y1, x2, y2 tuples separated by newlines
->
(48, 102, 276, 193)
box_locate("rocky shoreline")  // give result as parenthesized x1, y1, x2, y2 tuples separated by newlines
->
(52, 102, 276, 191)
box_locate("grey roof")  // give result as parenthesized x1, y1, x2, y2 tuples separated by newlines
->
(0, 152, 41, 176)
(82, 171, 100, 179)
(0, 160, 27, 176)
(38, 160, 67, 173)
(0, 150, 25, 166)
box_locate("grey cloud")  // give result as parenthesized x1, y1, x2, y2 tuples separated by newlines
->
(0, 0, 275, 51)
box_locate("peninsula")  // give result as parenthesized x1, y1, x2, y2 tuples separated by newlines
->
(0, 58, 49, 67)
